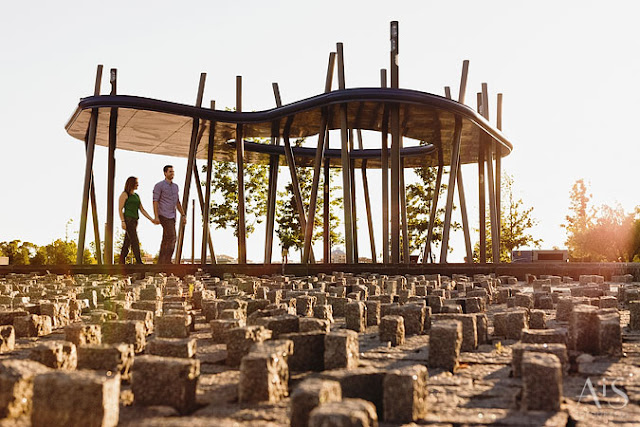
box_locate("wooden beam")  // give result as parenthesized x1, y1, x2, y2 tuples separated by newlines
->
(357, 129, 376, 263)
(482, 83, 500, 263)
(496, 93, 503, 252)
(455, 61, 472, 262)
(380, 69, 389, 264)
(235, 76, 247, 264)
(104, 68, 117, 265)
(477, 92, 486, 263)
(390, 21, 401, 264)
(439, 116, 463, 263)
(337, 42, 354, 263)
(176, 73, 206, 263)
(264, 83, 283, 263)
(423, 145, 443, 263)
(77, 64, 103, 264)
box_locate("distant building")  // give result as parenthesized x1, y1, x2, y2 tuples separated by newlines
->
(512, 249, 568, 263)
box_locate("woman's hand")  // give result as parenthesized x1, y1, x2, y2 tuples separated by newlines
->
(121, 220, 126, 230)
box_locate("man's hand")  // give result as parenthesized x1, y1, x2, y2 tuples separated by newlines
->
(153, 218, 160, 225)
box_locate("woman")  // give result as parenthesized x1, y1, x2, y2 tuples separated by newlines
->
(119, 176, 157, 264)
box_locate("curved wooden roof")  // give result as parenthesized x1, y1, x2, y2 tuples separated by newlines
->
(65, 88, 512, 168)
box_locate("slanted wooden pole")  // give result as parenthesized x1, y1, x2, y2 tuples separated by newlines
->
(496, 93, 503, 253)
(477, 92, 486, 263)
(89, 165, 102, 264)
(349, 128, 359, 263)
(176, 73, 206, 263)
(390, 21, 401, 264)
(104, 68, 117, 265)
(323, 137, 331, 263)
(236, 76, 247, 264)
(264, 84, 283, 264)
(303, 52, 336, 263)
(201, 100, 217, 266)
(282, 116, 315, 262)
(193, 158, 215, 263)
(439, 116, 463, 263)
(337, 42, 354, 263)
(482, 83, 500, 262)
(454, 60, 472, 262)
(357, 130, 376, 263)
(423, 145, 443, 263)
(77, 64, 103, 264)
(191, 199, 195, 264)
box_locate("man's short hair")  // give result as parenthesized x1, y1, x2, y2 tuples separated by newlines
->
(163, 165, 173, 173)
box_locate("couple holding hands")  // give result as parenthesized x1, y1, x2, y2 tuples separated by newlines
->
(118, 165, 187, 264)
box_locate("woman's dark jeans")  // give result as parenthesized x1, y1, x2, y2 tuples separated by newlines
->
(120, 217, 143, 264)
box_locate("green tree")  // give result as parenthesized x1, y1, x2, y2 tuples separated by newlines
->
(0, 240, 37, 265)
(474, 174, 542, 262)
(206, 138, 269, 237)
(562, 179, 596, 261)
(276, 139, 343, 261)
(405, 161, 457, 259)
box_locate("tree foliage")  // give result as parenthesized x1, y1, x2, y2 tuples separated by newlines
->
(405, 154, 458, 260)
(563, 179, 640, 262)
(206, 139, 269, 238)
(276, 139, 343, 260)
(474, 174, 542, 262)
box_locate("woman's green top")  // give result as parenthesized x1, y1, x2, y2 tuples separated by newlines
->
(123, 193, 141, 219)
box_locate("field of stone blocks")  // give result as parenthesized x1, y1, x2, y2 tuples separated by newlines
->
(0, 270, 639, 426)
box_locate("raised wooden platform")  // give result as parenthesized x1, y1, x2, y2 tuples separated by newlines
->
(1, 262, 638, 281)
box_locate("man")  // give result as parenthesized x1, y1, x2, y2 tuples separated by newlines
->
(153, 165, 187, 264)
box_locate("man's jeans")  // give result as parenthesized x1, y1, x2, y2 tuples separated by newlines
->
(158, 215, 176, 264)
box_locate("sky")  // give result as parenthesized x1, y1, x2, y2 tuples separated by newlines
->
(1, 0, 639, 263)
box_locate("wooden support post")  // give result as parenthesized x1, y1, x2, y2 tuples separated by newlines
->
(337, 42, 354, 263)
(390, 21, 401, 264)
(496, 93, 503, 251)
(89, 165, 102, 264)
(191, 199, 195, 264)
(357, 130, 376, 263)
(323, 143, 331, 263)
(264, 84, 283, 264)
(455, 60, 472, 262)
(104, 68, 117, 265)
(303, 52, 336, 263)
(349, 128, 358, 263)
(235, 76, 247, 264)
(423, 146, 443, 263)
(400, 155, 409, 263)
(482, 83, 500, 263)
(477, 92, 486, 263)
(380, 69, 389, 264)
(176, 73, 206, 263)
(193, 159, 215, 263)
(439, 116, 463, 263)
(282, 116, 314, 262)
(77, 64, 103, 265)
(201, 101, 216, 266)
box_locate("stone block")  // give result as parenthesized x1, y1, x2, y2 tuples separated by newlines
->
(432, 313, 477, 350)
(147, 338, 197, 358)
(31, 370, 120, 427)
(521, 352, 562, 411)
(30, 341, 77, 370)
(155, 314, 189, 338)
(313, 304, 334, 323)
(475, 313, 488, 344)
(131, 300, 162, 317)
(530, 309, 546, 329)
(511, 342, 568, 377)
(365, 300, 380, 326)
(102, 320, 146, 352)
(0, 359, 51, 418)
(132, 355, 199, 414)
(309, 398, 378, 427)
(296, 295, 316, 317)
(383, 364, 428, 423)
(0, 310, 29, 326)
(299, 318, 330, 333)
(256, 314, 299, 338)
(521, 329, 568, 346)
(569, 304, 598, 353)
(121, 308, 154, 335)
(324, 330, 359, 370)
(251, 339, 294, 389)
(290, 378, 342, 427)
(345, 301, 366, 332)
(13, 314, 52, 337)
(0, 325, 15, 353)
(64, 323, 101, 347)
(225, 326, 272, 366)
(239, 352, 287, 403)
(321, 367, 385, 418)
(428, 319, 462, 372)
(281, 332, 325, 372)
(629, 301, 640, 330)
(598, 296, 618, 309)
(379, 315, 404, 347)
(327, 296, 350, 317)
(514, 293, 533, 310)
(77, 343, 134, 381)
(597, 312, 622, 355)
(210, 319, 244, 343)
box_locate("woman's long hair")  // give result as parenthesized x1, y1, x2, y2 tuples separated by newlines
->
(124, 177, 137, 195)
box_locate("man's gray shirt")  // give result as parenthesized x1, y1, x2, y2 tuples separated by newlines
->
(153, 180, 180, 219)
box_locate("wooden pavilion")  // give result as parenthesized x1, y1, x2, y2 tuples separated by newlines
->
(66, 22, 513, 266)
